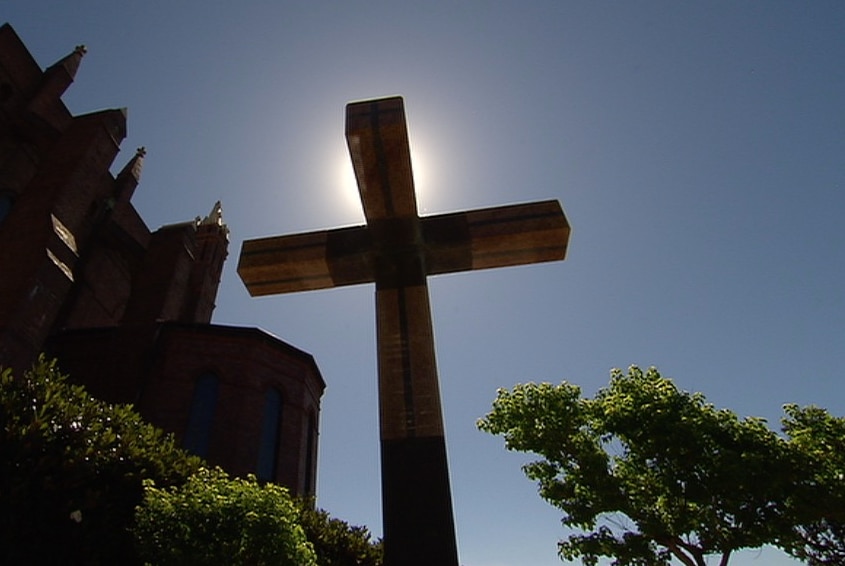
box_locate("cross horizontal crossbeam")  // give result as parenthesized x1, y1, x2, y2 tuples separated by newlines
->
(238, 199, 569, 295)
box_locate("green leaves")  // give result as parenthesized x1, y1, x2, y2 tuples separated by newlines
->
(780, 404, 845, 564)
(295, 498, 383, 566)
(133, 467, 317, 566)
(133, 473, 384, 566)
(0, 356, 202, 564)
(1, 356, 381, 565)
(478, 365, 839, 566)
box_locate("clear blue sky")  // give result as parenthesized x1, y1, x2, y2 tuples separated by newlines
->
(7, 2, 844, 564)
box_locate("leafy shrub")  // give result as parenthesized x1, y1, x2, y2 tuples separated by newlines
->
(134, 467, 316, 565)
(296, 498, 383, 566)
(0, 356, 202, 564)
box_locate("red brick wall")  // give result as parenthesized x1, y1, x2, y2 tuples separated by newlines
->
(0, 107, 127, 370)
(50, 323, 325, 495)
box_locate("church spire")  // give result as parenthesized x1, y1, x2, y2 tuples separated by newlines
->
(184, 200, 229, 322)
(26, 43, 87, 128)
(113, 147, 146, 204)
(198, 200, 229, 238)
(38, 44, 86, 101)
(49, 44, 87, 82)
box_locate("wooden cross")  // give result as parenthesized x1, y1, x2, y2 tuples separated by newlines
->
(237, 96, 570, 566)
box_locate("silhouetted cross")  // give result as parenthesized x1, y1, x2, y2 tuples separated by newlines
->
(238, 96, 570, 566)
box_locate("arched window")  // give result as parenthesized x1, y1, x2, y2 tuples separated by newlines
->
(304, 411, 317, 495)
(183, 372, 219, 457)
(257, 389, 283, 481)
(0, 192, 13, 226)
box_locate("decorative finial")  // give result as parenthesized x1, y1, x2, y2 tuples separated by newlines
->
(199, 201, 228, 237)
(202, 201, 223, 225)
(114, 145, 146, 189)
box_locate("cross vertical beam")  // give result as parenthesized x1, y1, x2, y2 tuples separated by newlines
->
(237, 96, 570, 566)
(376, 280, 458, 564)
(348, 97, 457, 564)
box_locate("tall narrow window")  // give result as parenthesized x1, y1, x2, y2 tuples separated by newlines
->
(0, 192, 13, 226)
(257, 389, 283, 482)
(304, 411, 317, 495)
(183, 373, 219, 457)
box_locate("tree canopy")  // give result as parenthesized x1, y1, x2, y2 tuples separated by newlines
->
(0, 356, 202, 564)
(780, 404, 845, 564)
(478, 366, 844, 566)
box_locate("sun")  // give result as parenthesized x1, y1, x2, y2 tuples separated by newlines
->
(335, 135, 434, 219)
(337, 153, 363, 218)
(408, 138, 433, 214)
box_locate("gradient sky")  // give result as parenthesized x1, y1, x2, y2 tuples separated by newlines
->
(6, 2, 844, 564)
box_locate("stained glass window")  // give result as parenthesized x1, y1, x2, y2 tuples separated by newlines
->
(183, 373, 219, 457)
(257, 389, 283, 481)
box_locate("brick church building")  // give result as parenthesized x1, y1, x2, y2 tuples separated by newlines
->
(0, 23, 324, 496)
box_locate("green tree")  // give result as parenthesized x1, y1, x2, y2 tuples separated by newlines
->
(0, 356, 201, 564)
(133, 467, 316, 566)
(295, 498, 383, 566)
(477, 366, 809, 566)
(781, 404, 845, 565)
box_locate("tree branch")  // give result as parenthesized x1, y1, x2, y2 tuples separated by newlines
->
(663, 538, 697, 566)
(675, 538, 707, 565)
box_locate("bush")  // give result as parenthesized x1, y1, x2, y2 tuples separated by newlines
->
(134, 467, 316, 565)
(0, 356, 202, 564)
(296, 498, 383, 566)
